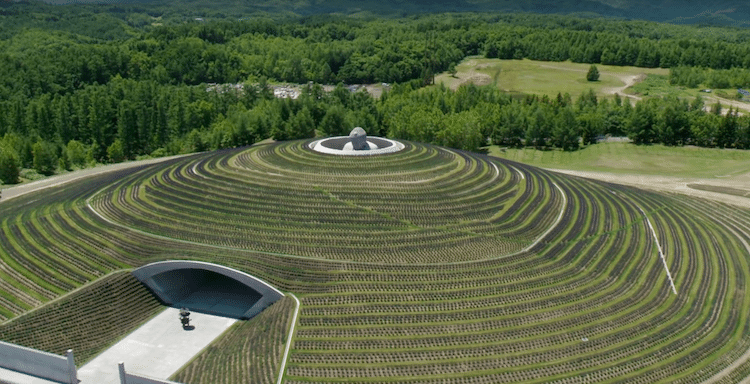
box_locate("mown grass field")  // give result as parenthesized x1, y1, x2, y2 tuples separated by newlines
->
(488, 141, 750, 178)
(435, 57, 668, 100)
(1, 140, 750, 383)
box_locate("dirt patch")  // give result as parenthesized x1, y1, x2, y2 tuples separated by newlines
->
(687, 184, 750, 197)
(466, 74, 492, 86)
(603, 73, 646, 101)
(447, 72, 492, 91)
(550, 169, 750, 208)
(704, 96, 750, 115)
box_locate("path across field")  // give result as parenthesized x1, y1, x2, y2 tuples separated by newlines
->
(0, 155, 188, 202)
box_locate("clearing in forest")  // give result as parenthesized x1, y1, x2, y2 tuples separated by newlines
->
(435, 57, 668, 100)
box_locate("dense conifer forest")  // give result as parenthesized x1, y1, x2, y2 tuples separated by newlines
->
(1, 1, 750, 184)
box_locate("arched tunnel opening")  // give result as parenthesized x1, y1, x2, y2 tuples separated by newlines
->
(132, 261, 284, 320)
(150, 269, 263, 319)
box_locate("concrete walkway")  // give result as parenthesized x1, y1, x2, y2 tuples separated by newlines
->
(0, 368, 60, 384)
(77, 307, 236, 384)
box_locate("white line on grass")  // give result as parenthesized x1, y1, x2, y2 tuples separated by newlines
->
(638, 206, 678, 295)
(510, 165, 525, 180)
(277, 293, 300, 384)
(511, 182, 567, 257)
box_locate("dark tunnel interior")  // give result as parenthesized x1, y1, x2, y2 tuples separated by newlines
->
(149, 268, 263, 319)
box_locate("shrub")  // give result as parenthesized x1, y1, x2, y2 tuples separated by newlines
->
(586, 65, 600, 82)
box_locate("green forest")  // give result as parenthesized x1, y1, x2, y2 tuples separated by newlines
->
(2, 1, 750, 184)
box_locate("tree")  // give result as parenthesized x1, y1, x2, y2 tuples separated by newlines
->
(492, 106, 525, 147)
(526, 107, 552, 149)
(319, 105, 349, 137)
(0, 149, 20, 184)
(552, 107, 579, 151)
(117, 100, 138, 160)
(437, 111, 483, 151)
(577, 111, 604, 146)
(586, 65, 600, 82)
(107, 139, 125, 163)
(717, 108, 738, 148)
(66, 140, 87, 168)
(448, 63, 457, 78)
(654, 99, 690, 146)
(32, 141, 58, 176)
(736, 117, 750, 149)
(691, 114, 719, 147)
(286, 107, 316, 140)
(626, 102, 656, 145)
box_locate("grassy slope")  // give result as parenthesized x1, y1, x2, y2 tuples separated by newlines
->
(0, 271, 164, 366)
(488, 141, 750, 178)
(171, 296, 297, 384)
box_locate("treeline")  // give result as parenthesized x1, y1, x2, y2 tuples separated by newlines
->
(4, 0, 750, 40)
(4, 78, 750, 185)
(381, 84, 750, 150)
(4, 12, 750, 184)
(0, 80, 383, 183)
(6, 13, 750, 100)
(669, 66, 750, 89)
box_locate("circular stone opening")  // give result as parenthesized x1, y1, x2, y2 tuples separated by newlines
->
(310, 127, 405, 156)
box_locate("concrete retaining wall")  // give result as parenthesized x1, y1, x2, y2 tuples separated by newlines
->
(0, 341, 76, 384)
(118, 362, 181, 384)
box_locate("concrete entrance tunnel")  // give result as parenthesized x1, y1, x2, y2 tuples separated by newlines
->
(132, 261, 284, 319)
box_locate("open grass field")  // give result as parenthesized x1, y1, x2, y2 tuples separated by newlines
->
(435, 57, 668, 100)
(488, 141, 750, 178)
(1, 139, 750, 382)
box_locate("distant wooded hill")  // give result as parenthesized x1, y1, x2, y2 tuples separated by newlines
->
(23, 0, 750, 26)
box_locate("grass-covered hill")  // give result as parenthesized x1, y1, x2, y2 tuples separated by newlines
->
(2, 140, 750, 382)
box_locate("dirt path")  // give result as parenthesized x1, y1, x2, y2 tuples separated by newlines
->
(704, 95, 750, 115)
(549, 168, 750, 208)
(601, 74, 645, 101)
(538, 63, 645, 101)
(0, 154, 190, 203)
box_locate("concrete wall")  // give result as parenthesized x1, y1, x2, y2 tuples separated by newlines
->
(119, 362, 181, 384)
(0, 341, 76, 384)
(132, 261, 284, 320)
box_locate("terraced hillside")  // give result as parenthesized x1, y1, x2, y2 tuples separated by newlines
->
(1, 139, 750, 383)
(89, 141, 558, 263)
